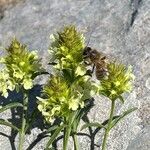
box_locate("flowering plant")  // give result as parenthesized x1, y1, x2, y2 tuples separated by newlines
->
(37, 25, 98, 150)
(0, 25, 137, 150)
(81, 62, 137, 150)
(0, 39, 46, 150)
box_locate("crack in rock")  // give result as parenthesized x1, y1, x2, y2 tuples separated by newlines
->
(127, 0, 142, 31)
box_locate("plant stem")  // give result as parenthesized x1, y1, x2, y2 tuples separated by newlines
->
(63, 125, 72, 150)
(101, 100, 115, 150)
(63, 111, 79, 150)
(72, 134, 79, 150)
(18, 91, 28, 150)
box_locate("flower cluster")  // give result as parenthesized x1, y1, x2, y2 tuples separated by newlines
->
(37, 75, 97, 123)
(0, 39, 43, 96)
(99, 62, 135, 100)
(49, 25, 86, 77)
(0, 69, 15, 98)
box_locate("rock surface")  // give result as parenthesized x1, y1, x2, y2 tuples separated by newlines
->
(0, 0, 149, 150)
(127, 126, 150, 150)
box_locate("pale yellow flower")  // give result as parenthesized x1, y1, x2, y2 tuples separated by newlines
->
(22, 78, 33, 90)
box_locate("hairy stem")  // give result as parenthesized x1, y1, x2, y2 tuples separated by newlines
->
(101, 100, 115, 150)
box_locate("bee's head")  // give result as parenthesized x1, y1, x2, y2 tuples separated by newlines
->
(83, 46, 92, 58)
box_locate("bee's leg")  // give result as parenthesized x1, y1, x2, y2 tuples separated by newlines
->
(84, 59, 92, 65)
(91, 64, 95, 73)
(86, 64, 95, 77)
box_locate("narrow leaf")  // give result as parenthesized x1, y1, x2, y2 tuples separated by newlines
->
(63, 111, 77, 150)
(0, 102, 23, 113)
(62, 69, 72, 83)
(46, 125, 59, 133)
(0, 119, 19, 131)
(72, 110, 82, 131)
(46, 124, 66, 149)
(111, 107, 138, 129)
(81, 122, 106, 131)
(118, 96, 124, 104)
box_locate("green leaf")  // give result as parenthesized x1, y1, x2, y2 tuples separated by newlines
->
(62, 69, 73, 83)
(110, 107, 138, 129)
(63, 111, 78, 150)
(72, 99, 94, 132)
(0, 119, 19, 131)
(118, 95, 124, 104)
(46, 125, 59, 133)
(72, 110, 82, 132)
(81, 122, 106, 131)
(0, 102, 23, 113)
(46, 124, 66, 149)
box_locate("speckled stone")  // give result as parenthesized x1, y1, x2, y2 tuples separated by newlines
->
(0, 0, 149, 150)
(127, 126, 150, 150)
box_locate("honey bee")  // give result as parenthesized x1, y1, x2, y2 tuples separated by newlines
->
(83, 46, 108, 80)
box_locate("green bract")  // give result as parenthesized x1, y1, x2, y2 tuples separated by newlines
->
(0, 39, 43, 92)
(99, 62, 135, 100)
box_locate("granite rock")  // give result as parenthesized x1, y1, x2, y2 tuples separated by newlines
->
(0, 0, 149, 149)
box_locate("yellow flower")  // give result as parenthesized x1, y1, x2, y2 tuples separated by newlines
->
(114, 81, 120, 86)
(13, 71, 24, 79)
(22, 78, 33, 90)
(2, 88, 8, 98)
(7, 80, 15, 91)
(51, 106, 61, 115)
(79, 101, 84, 108)
(110, 90, 117, 95)
(29, 51, 38, 60)
(38, 104, 43, 112)
(69, 98, 79, 111)
(19, 61, 25, 66)
(50, 34, 55, 41)
(0, 69, 14, 98)
(0, 57, 5, 63)
(75, 65, 86, 76)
